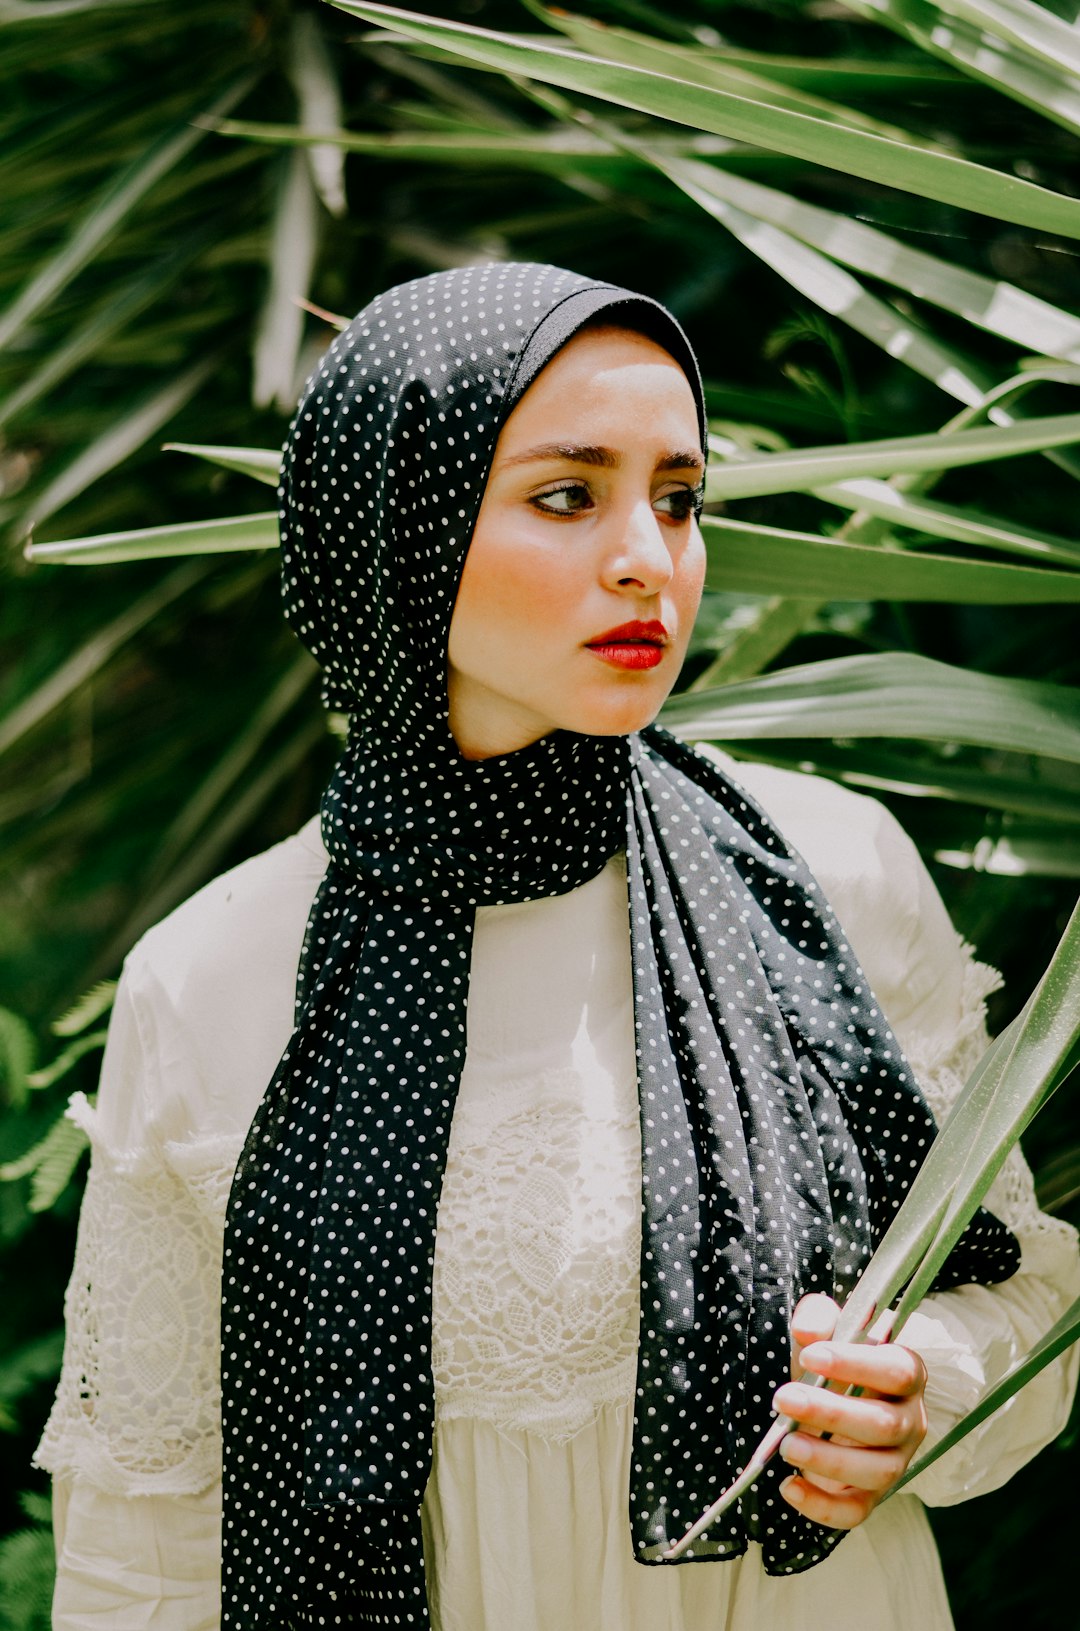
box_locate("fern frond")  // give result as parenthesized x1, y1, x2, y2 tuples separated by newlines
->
(0, 1331, 65, 1429)
(51, 980, 118, 1038)
(0, 1008, 37, 1110)
(0, 1109, 90, 1212)
(17, 1490, 53, 1527)
(0, 1522, 54, 1630)
(26, 1030, 109, 1092)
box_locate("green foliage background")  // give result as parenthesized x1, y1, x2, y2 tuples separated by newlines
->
(1, 0, 1079, 1624)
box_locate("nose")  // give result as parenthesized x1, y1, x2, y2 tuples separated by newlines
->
(603, 498, 674, 596)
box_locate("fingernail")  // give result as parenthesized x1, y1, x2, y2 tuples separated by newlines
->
(779, 1436, 803, 1466)
(780, 1477, 804, 1505)
(803, 1342, 833, 1367)
(776, 1384, 809, 1413)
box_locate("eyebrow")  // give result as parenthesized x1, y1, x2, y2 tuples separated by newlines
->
(499, 442, 705, 475)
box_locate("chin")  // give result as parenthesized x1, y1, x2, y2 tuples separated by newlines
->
(563, 697, 667, 739)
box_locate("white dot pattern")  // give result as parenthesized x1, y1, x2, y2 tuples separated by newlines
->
(220, 263, 1019, 1628)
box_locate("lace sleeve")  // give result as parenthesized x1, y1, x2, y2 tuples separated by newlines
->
(34, 829, 327, 1517)
(33, 1058, 241, 1497)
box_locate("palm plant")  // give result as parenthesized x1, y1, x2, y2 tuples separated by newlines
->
(2, 0, 1079, 1623)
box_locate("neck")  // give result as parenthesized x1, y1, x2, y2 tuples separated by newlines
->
(446, 674, 555, 762)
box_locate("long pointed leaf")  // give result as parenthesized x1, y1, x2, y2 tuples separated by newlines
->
(662, 653, 1080, 762)
(812, 478, 1080, 566)
(327, 1, 1080, 239)
(705, 412, 1080, 500)
(735, 740, 1080, 823)
(252, 149, 319, 412)
(164, 442, 282, 486)
(890, 902, 1080, 1326)
(24, 512, 279, 566)
(289, 11, 347, 216)
(934, 0, 1080, 81)
(668, 905, 1080, 1553)
(891, 1292, 1080, 1492)
(667, 1012, 1023, 1554)
(537, 9, 929, 142)
(22, 355, 218, 534)
(578, 118, 991, 406)
(672, 47, 965, 96)
(702, 515, 1080, 601)
(643, 156, 1080, 365)
(0, 74, 252, 354)
(843, 0, 1080, 137)
(210, 115, 731, 167)
(0, 561, 211, 759)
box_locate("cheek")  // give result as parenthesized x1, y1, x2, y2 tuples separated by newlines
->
(674, 532, 706, 628)
(452, 526, 579, 659)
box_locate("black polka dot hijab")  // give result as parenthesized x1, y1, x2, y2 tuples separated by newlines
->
(221, 262, 1018, 1627)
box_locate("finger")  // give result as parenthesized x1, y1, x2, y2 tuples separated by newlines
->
(773, 1382, 921, 1447)
(779, 1475, 874, 1531)
(779, 1431, 909, 1495)
(798, 1341, 927, 1400)
(790, 1294, 839, 1376)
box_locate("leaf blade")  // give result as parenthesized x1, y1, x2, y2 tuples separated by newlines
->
(702, 516, 1080, 601)
(664, 653, 1080, 763)
(0, 74, 253, 354)
(704, 412, 1080, 500)
(23, 512, 280, 566)
(326, 1, 1080, 239)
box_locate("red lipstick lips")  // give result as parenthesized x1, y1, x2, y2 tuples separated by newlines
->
(586, 619, 668, 671)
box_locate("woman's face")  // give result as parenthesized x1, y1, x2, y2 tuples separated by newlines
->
(447, 324, 706, 760)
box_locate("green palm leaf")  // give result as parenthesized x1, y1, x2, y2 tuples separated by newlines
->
(705, 412, 1080, 500)
(23, 513, 279, 567)
(663, 653, 1080, 761)
(842, 0, 1080, 135)
(893, 1291, 1080, 1490)
(0, 74, 252, 354)
(702, 516, 1080, 601)
(326, 1, 1080, 238)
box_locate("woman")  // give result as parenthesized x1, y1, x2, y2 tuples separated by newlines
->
(37, 262, 1080, 1630)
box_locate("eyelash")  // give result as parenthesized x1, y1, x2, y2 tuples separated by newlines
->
(529, 479, 704, 523)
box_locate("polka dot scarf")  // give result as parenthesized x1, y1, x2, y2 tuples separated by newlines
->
(221, 263, 1019, 1628)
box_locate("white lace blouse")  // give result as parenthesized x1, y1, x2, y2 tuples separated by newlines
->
(37, 750, 1080, 1630)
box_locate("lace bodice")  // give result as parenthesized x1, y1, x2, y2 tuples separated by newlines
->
(433, 1060, 642, 1436)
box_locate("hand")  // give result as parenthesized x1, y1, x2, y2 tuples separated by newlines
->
(772, 1292, 928, 1530)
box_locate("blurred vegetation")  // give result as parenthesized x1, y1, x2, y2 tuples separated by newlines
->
(1, 0, 1079, 1625)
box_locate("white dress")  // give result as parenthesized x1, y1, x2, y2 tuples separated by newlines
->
(36, 750, 1080, 1630)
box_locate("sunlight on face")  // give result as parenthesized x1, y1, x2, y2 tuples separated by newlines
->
(447, 325, 706, 761)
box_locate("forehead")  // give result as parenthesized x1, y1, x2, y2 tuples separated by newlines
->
(494, 326, 701, 449)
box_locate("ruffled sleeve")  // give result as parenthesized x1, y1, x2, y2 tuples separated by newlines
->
(696, 745, 1080, 1506)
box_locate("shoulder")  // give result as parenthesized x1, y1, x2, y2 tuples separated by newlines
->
(117, 819, 328, 1141)
(688, 742, 962, 1034)
(689, 740, 915, 887)
(129, 817, 327, 999)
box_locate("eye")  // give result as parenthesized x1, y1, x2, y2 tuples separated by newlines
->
(529, 480, 594, 516)
(656, 484, 704, 523)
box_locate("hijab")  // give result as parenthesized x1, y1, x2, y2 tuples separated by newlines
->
(221, 261, 1018, 1628)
